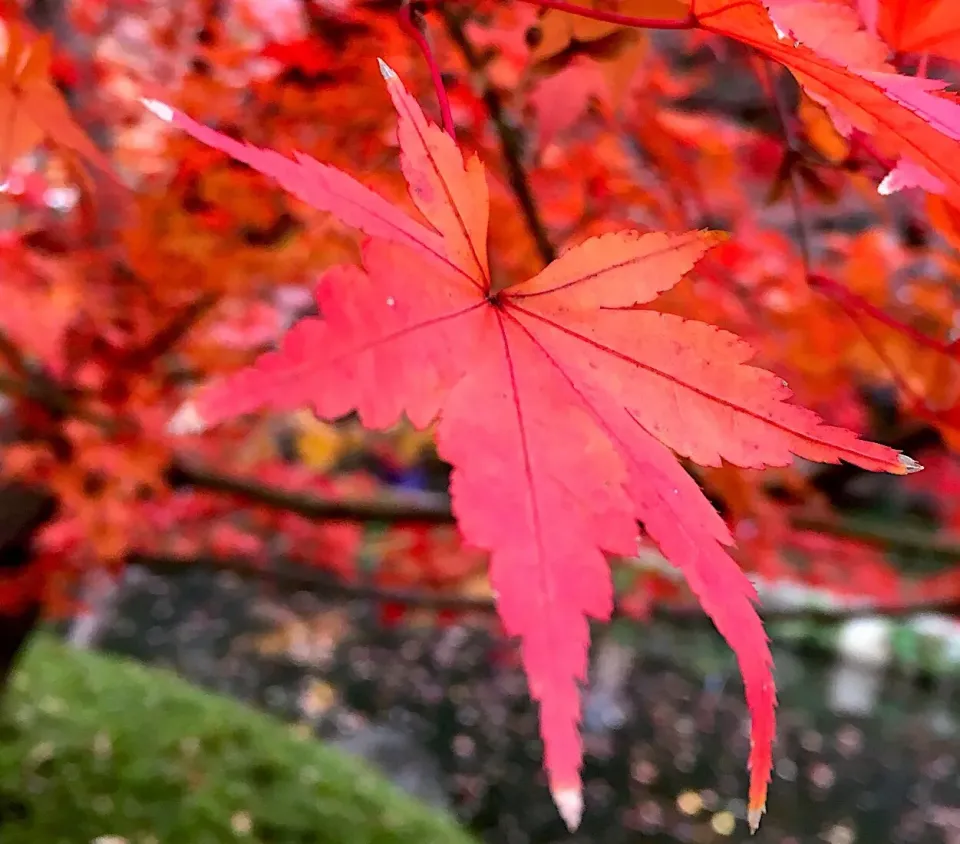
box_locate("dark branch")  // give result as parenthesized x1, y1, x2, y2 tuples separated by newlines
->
(170, 456, 960, 560)
(440, 8, 557, 266)
(131, 549, 960, 622)
(168, 457, 455, 523)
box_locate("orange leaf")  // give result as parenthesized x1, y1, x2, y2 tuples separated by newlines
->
(876, 0, 960, 62)
(0, 22, 112, 175)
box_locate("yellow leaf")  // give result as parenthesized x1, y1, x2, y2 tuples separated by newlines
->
(798, 93, 849, 164)
(531, 0, 689, 61)
(295, 410, 345, 472)
(299, 679, 338, 719)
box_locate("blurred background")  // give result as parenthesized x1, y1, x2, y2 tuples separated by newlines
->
(1, 0, 960, 841)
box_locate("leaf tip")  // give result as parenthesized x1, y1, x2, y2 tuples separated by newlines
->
(377, 58, 398, 81)
(168, 401, 206, 436)
(897, 453, 924, 474)
(552, 786, 583, 831)
(703, 228, 731, 243)
(877, 172, 897, 195)
(748, 804, 765, 834)
(140, 97, 174, 123)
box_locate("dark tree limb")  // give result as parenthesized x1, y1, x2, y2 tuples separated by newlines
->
(170, 456, 960, 560)
(168, 457, 456, 523)
(131, 549, 960, 623)
(0, 484, 57, 697)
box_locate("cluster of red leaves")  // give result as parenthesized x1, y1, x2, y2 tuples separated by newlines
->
(2, 0, 960, 834)
(148, 35, 928, 826)
(136, 460, 367, 576)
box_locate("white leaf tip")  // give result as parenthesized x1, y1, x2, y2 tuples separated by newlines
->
(877, 173, 896, 195)
(748, 807, 764, 834)
(168, 401, 206, 436)
(140, 97, 174, 122)
(377, 58, 397, 81)
(899, 453, 923, 473)
(552, 787, 583, 831)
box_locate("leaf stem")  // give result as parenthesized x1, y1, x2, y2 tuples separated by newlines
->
(398, 2, 457, 138)
(510, 0, 697, 30)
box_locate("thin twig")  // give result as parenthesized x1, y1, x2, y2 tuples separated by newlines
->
(791, 512, 960, 560)
(127, 292, 220, 369)
(768, 70, 955, 360)
(0, 329, 31, 379)
(441, 7, 557, 265)
(765, 62, 815, 273)
(0, 375, 121, 433)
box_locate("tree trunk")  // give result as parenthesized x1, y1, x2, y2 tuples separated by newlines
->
(0, 484, 56, 698)
(0, 605, 41, 695)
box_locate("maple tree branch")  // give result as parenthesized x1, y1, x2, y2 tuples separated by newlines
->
(399, 2, 457, 137)
(1, 362, 953, 565)
(0, 374, 121, 433)
(167, 456, 456, 522)
(169, 457, 960, 560)
(129, 549, 960, 622)
(0, 329, 32, 381)
(790, 513, 960, 560)
(0, 322, 80, 418)
(440, 8, 557, 265)
(508, 0, 697, 30)
(128, 292, 220, 369)
(5, 360, 957, 613)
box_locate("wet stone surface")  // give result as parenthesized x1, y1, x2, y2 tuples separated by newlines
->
(93, 565, 960, 844)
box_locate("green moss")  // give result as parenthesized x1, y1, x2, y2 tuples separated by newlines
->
(0, 637, 475, 844)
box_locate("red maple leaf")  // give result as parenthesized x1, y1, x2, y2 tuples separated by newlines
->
(144, 60, 919, 832)
(697, 0, 960, 204)
(873, 0, 960, 62)
(0, 22, 112, 175)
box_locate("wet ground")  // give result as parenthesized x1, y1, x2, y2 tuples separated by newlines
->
(94, 564, 960, 844)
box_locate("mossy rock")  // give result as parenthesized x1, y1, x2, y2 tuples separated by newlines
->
(0, 636, 476, 844)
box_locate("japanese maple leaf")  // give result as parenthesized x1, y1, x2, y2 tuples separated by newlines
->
(873, 0, 960, 63)
(757, 0, 955, 196)
(144, 61, 918, 832)
(0, 23, 111, 175)
(695, 0, 960, 204)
